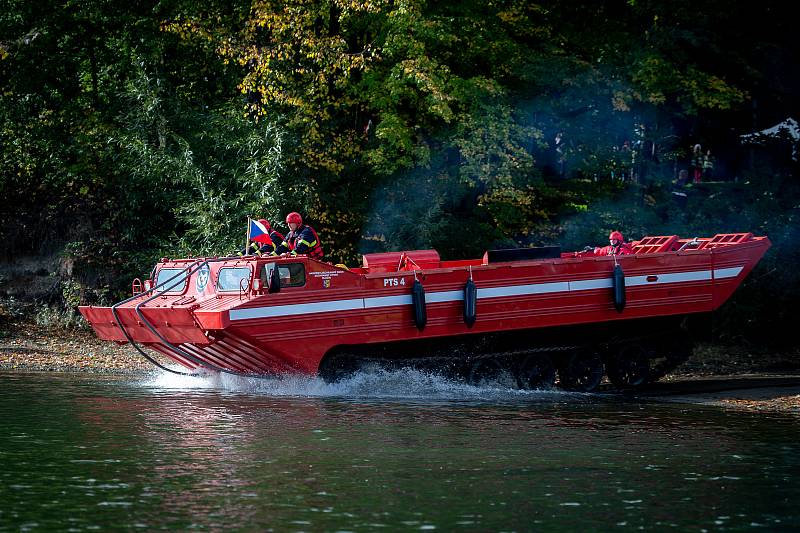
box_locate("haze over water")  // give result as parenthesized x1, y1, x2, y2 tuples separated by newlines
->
(1, 370, 798, 531)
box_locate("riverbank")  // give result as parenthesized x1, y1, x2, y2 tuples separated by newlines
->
(0, 323, 151, 374)
(637, 374, 800, 413)
(1, 321, 799, 412)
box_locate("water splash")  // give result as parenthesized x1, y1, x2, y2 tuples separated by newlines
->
(141, 366, 580, 403)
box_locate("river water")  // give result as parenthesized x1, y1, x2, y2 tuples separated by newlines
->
(1, 369, 798, 531)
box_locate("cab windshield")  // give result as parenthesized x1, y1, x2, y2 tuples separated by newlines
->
(154, 268, 188, 293)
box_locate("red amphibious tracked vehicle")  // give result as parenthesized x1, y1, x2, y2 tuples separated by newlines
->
(79, 232, 770, 391)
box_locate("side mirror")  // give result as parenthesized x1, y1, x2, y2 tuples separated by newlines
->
(268, 265, 281, 293)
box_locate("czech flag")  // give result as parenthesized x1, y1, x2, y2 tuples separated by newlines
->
(249, 219, 273, 246)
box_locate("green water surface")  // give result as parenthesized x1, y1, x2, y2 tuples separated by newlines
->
(1, 371, 798, 531)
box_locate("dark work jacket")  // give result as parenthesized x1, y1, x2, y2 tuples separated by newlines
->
(282, 224, 323, 260)
(258, 230, 288, 256)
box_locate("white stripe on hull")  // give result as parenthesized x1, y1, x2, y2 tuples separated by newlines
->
(627, 270, 711, 286)
(478, 281, 569, 298)
(229, 266, 744, 321)
(715, 266, 744, 279)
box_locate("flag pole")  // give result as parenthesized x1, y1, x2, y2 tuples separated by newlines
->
(245, 216, 251, 255)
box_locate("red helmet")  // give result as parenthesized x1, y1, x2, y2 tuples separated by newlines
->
(258, 218, 271, 229)
(609, 231, 624, 242)
(286, 212, 303, 225)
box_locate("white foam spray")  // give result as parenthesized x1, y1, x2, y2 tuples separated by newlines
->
(141, 365, 581, 403)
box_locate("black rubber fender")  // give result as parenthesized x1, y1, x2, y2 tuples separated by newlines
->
(463, 278, 477, 327)
(412, 279, 427, 329)
(613, 263, 626, 312)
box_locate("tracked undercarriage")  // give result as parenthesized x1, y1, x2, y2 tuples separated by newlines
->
(319, 317, 696, 391)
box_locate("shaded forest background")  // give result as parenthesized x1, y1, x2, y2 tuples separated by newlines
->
(1, 0, 798, 350)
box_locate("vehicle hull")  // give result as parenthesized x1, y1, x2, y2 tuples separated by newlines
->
(78, 233, 770, 385)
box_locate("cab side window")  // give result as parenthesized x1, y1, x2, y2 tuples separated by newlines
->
(217, 267, 252, 292)
(263, 263, 305, 287)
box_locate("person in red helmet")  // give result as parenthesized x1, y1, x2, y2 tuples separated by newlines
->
(281, 212, 324, 260)
(241, 219, 288, 256)
(584, 231, 633, 256)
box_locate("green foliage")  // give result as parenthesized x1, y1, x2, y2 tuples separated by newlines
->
(109, 65, 287, 256)
(1, 0, 798, 345)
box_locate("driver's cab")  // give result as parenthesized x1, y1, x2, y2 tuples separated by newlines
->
(256, 260, 306, 293)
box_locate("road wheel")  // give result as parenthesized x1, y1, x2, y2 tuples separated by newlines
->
(318, 353, 360, 383)
(516, 354, 556, 390)
(606, 344, 650, 389)
(559, 350, 604, 392)
(467, 357, 516, 388)
(649, 336, 694, 383)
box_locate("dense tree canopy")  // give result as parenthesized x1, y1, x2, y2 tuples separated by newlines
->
(1, 0, 798, 345)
